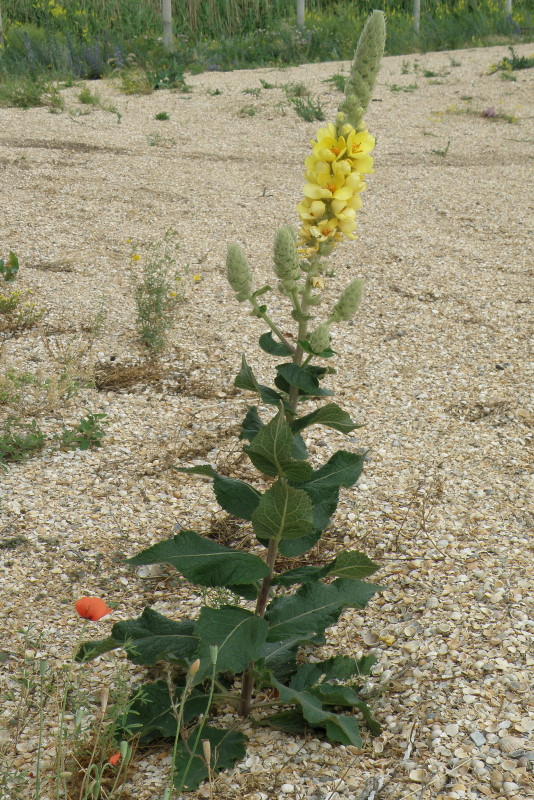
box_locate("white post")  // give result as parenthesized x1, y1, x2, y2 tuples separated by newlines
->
(505, 0, 512, 15)
(162, 0, 173, 51)
(296, 0, 305, 28)
(413, 0, 420, 34)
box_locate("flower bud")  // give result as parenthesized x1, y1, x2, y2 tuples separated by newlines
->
(309, 322, 331, 354)
(188, 658, 201, 677)
(338, 10, 386, 131)
(226, 244, 253, 299)
(330, 278, 364, 323)
(273, 226, 300, 281)
(202, 739, 212, 763)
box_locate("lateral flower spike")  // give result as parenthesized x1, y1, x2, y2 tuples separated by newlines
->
(309, 322, 331, 354)
(329, 278, 364, 323)
(273, 226, 300, 281)
(226, 243, 253, 301)
(337, 10, 386, 133)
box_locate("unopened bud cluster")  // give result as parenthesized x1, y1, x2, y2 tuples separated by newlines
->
(226, 244, 253, 301)
(329, 278, 364, 323)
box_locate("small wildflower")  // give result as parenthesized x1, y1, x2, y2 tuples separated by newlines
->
(109, 752, 121, 767)
(75, 596, 112, 621)
(131, 254, 141, 262)
(193, 274, 201, 282)
(311, 276, 325, 290)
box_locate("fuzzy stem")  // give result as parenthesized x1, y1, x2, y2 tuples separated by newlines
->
(238, 537, 279, 717)
(249, 296, 296, 354)
(288, 258, 320, 415)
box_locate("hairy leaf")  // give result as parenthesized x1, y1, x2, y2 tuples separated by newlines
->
(239, 406, 264, 442)
(195, 605, 268, 674)
(251, 480, 314, 541)
(176, 465, 261, 520)
(276, 363, 334, 396)
(327, 550, 380, 580)
(109, 607, 198, 666)
(76, 636, 121, 662)
(129, 530, 269, 587)
(291, 403, 362, 435)
(293, 450, 365, 493)
(257, 709, 308, 734)
(244, 404, 312, 480)
(172, 726, 247, 792)
(118, 681, 211, 744)
(259, 331, 293, 356)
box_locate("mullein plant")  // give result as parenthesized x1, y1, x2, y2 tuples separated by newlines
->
(79, 12, 386, 794)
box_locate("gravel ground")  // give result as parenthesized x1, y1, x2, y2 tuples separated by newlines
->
(0, 42, 533, 800)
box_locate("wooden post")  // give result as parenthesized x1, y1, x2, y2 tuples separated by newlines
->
(413, 0, 420, 34)
(296, 0, 305, 28)
(162, 0, 173, 52)
(505, 0, 512, 15)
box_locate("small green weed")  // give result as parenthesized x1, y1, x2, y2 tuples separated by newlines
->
(0, 418, 45, 468)
(0, 289, 44, 337)
(131, 229, 185, 352)
(500, 71, 517, 81)
(154, 111, 170, 120)
(324, 73, 346, 92)
(389, 83, 418, 93)
(207, 88, 223, 96)
(78, 86, 100, 105)
(146, 132, 176, 146)
(238, 104, 257, 117)
(431, 140, 451, 156)
(0, 369, 39, 406)
(401, 59, 411, 74)
(291, 95, 325, 122)
(242, 87, 261, 96)
(283, 81, 309, 100)
(58, 413, 108, 450)
(0, 252, 19, 282)
(489, 47, 534, 73)
(259, 79, 276, 89)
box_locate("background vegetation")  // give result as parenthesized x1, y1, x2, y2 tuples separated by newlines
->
(0, 0, 531, 90)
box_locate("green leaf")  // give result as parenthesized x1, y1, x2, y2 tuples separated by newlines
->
(324, 715, 362, 747)
(309, 683, 363, 707)
(326, 550, 380, 580)
(234, 354, 259, 392)
(118, 681, 212, 744)
(109, 607, 198, 666)
(276, 363, 334, 396)
(176, 465, 261, 520)
(76, 636, 121, 662)
(294, 450, 365, 494)
(251, 480, 314, 541)
(259, 331, 293, 356)
(244, 404, 312, 481)
(297, 338, 335, 358)
(265, 579, 380, 643)
(277, 528, 322, 558)
(129, 530, 269, 587)
(257, 709, 308, 734)
(291, 403, 362, 435)
(291, 432, 308, 460)
(195, 605, 268, 674)
(288, 655, 373, 689)
(259, 639, 300, 682)
(272, 565, 327, 587)
(173, 726, 247, 792)
(239, 406, 264, 442)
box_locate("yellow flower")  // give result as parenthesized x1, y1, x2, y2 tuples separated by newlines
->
(296, 122, 374, 254)
(193, 274, 201, 282)
(131, 254, 141, 261)
(311, 276, 326, 289)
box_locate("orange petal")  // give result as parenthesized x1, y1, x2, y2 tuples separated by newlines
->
(75, 597, 112, 621)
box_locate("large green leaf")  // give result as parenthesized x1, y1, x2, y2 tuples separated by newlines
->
(259, 639, 300, 682)
(244, 404, 312, 481)
(272, 565, 327, 586)
(276, 363, 333, 397)
(259, 331, 293, 356)
(176, 465, 262, 520)
(109, 607, 198, 666)
(173, 726, 247, 792)
(327, 550, 380, 580)
(76, 636, 122, 662)
(265, 578, 380, 643)
(129, 530, 269, 587)
(324, 715, 363, 747)
(118, 681, 212, 744)
(195, 606, 268, 674)
(234, 354, 283, 406)
(239, 406, 263, 442)
(293, 450, 365, 494)
(288, 655, 376, 690)
(277, 528, 323, 558)
(258, 709, 308, 734)
(291, 403, 362, 435)
(251, 480, 314, 541)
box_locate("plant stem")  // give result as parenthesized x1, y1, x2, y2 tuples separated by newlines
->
(288, 263, 318, 414)
(250, 297, 296, 354)
(238, 537, 279, 717)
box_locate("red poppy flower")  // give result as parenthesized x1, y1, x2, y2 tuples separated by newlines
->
(75, 597, 112, 621)
(109, 752, 121, 767)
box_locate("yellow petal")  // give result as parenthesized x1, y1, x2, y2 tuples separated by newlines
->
(303, 183, 332, 200)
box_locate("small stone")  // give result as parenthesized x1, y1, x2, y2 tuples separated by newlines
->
(409, 768, 428, 783)
(470, 731, 487, 747)
(281, 785, 295, 794)
(445, 723, 459, 736)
